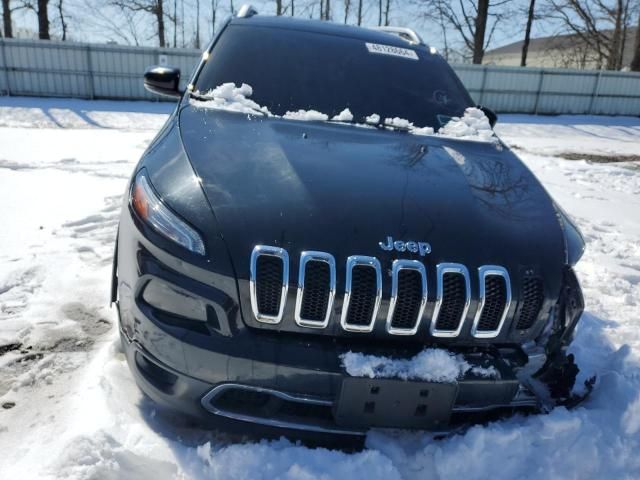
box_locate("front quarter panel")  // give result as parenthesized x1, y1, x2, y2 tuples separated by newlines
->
(116, 119, 244, 352)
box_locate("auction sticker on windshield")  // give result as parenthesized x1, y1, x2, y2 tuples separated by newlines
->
(365, 42, 419, 60)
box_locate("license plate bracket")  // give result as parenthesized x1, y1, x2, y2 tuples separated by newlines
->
(334, 377, 458, 430)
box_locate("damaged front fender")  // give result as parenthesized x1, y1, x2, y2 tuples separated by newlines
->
(519, 267, 594, 409)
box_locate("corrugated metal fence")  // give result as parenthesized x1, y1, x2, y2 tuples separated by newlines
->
(1, 37, 640, 115)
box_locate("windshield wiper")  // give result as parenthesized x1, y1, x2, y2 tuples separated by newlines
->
(329, 118, 411, 132)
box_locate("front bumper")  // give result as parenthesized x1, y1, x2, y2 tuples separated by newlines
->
(116, 209, 584, 436)
(119, 314, 538, 436)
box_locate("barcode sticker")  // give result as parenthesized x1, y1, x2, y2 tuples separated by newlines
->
(365, 42, 419, 60)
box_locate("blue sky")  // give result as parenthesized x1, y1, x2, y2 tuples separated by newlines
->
(7, 0, 559, 59)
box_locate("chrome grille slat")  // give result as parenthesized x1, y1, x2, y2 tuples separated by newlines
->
(430, 263, 471, 338)
(294, 251, 336, 328)
(250, 245, 289, 324)
(471, 266, 512, 339)
(386, 260, 427, 335)
(249, 245, 520, 338)
(340, 256, 382, 333)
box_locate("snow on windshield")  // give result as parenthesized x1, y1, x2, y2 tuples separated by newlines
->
(191, 83, 496, 142)
(192, 83, 273, 116)
(341, 348, 498, 383)
(439, 107, 495, 142)
(283, 109, 329, 121)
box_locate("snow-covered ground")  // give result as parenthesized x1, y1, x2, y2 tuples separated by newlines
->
(0, 96, 639, 479)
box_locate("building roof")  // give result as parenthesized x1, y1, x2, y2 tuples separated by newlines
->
(486, 27, 638, 64)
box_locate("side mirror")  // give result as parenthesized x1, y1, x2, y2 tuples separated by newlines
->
(478, 105, 498, 128)
(143, 66, 182, 98)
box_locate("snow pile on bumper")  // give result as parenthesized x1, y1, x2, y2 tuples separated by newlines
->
(341, 349, 498, 383)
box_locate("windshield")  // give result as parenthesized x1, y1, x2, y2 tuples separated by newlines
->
(194, 24, 474, 130)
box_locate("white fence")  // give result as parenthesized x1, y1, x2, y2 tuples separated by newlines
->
(1, 37, 640, 115)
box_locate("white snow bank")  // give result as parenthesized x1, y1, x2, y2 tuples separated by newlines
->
(191, 83, 273, 116)
(341, 349, 498, 383)
(193, 439, 400, 480)
(439, 107, 495, 141)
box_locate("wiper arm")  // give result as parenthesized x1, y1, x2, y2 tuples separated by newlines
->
(382, 123, 412, 132)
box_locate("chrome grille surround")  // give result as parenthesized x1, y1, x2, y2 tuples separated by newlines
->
(430, 263, 471, 338)
(249, 245, 289, 324)
(249, 246, 517, 338)
(294, 251, 337, 329)
(385, 259, 428, 335)
(471, 265, 512, 339)
(340, 255, 383, 333)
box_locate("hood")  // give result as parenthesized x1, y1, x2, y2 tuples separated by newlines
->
(179, 107, 566, 288)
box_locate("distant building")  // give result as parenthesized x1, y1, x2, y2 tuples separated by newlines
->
(484, 28, 638, 70)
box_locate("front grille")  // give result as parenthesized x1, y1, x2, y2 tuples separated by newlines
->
(295, 251, 336, 328)
(386, 260, 428, 335)
(477, 275, 508, 331)
(300, 260, 331, 321)
(250, 246, 288, 323)
(346, 265, 378, 326)
(433, 270, 469, 335)
(249, 246, 528, 339)
(255, 255, 284, 316)
(391, 269, 423, 329)
(515, 277, 544, 330)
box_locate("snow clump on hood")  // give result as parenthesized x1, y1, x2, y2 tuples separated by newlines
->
(438, 107, 495, 141)
(191, 83, 273, 116)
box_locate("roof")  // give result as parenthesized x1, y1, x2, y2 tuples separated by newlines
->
(486, 27, 638, 61)
(229, 14, 432, 51)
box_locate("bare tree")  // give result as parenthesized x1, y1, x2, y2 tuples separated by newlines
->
(211, 0, 218, 35)
(111, 0, 167, 46)
(275, 0, 282, 14)
(173, 0, 177, 46)
(419, 0, 512, 64)
(384, 0, 390, 25)
(17, 0, 50, 39)
(631, 13, 640, 70)
(2, 0, 12, 37)
(36, 0, 49, 39)
(325, 0, 330, 19)
(521, 0, 536, 66)
(56, 0, 67, 40)
(357, 0, 362, 25)
(194, 0, 200, 47)
(549, 0, 634, 70)
(343, 0, 350, 22)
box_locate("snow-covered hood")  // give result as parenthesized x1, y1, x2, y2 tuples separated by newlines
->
(179, 106, 567, 291)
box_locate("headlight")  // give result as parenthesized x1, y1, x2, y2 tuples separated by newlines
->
(130, 170, 206, 256)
